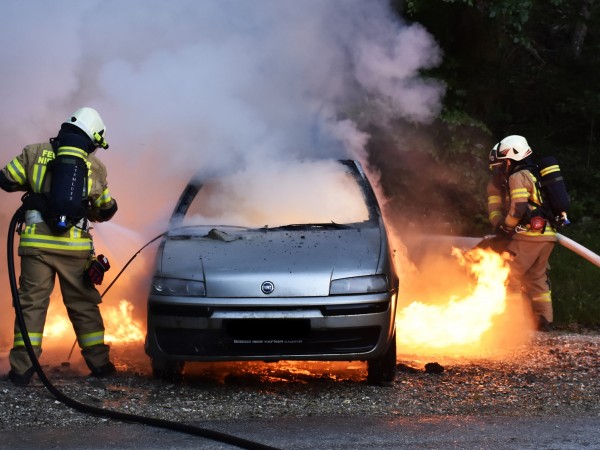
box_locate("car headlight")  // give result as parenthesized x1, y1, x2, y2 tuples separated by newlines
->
(151, 277, 206, 296)
(329, 275, 388, 295)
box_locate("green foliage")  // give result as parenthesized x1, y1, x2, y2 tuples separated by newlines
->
(440, 109, 491, 133)
(551, 224, 600, 326)
(392, 0, 600, 219)
(386, 0, 600, 324)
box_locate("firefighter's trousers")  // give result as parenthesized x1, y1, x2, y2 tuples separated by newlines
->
(506, 239, 556, 323)
(9, 252, 111, 375)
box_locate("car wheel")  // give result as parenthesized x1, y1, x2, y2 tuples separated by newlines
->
(366, 330, 397, 386)
(151, 359, 185, 383)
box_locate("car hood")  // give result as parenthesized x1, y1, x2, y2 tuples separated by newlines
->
(158, 226, 384, 297)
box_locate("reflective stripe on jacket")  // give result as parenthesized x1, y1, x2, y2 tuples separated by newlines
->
(486, 181, 505, 227)
(507, 170, 556, 241)
(1, 143, 116, 254)
(19, 223, 93, 251)
(487, 169, 557, 242)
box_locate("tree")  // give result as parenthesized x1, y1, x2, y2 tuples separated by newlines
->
(386, 0, 600, 229)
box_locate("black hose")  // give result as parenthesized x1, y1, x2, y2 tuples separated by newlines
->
(67, 231, 166, 360)
(7, 208, 280, 450)
(100, 231, 165, 298)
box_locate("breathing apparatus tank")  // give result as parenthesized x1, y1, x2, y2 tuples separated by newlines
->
(46, 147, 89, 231)
(537, 156, 571, 226)
(43, 107, 108, 231)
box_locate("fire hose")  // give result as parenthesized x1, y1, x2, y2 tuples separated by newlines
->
(6, 207, 280, 450)
(478, 232, 600, 268)
(555, 233, 600, 268)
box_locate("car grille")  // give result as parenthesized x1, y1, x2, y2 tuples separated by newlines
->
(149, 302, 212, 317)
(154, 322, 381, 357)
(149, 301, 389, 318)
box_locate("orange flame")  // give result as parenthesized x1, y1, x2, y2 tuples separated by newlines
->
(396, 247, 511, 355)
(43, 292, 75, 340)
(43, 298, 144, 345)
(43, 312, 72, 339)
(103, 300, 145, 344)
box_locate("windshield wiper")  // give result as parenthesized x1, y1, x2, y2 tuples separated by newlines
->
(264, 222, 351, 231)
(171, 224, 249, 231)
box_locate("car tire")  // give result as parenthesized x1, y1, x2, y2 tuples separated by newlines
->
(366, 330, 397, 386)
(151, 359, 185, 383)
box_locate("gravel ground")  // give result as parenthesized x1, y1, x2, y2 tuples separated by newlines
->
(1, 330, 600, 431)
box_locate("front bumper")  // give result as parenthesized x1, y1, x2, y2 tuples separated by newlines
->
(145, 292, 397, 362)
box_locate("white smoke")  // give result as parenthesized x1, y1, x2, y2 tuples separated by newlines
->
(0, 0, 444, 347)
(0, 1, 443, 166)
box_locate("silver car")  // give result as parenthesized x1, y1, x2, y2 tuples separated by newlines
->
(145, 159, 398, 385)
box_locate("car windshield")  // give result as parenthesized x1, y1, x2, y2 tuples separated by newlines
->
(181, 160, 371, 228)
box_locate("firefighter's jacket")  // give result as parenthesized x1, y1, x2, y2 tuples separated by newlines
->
(487, 168, 557, 242)
(0, 142, 117, 256)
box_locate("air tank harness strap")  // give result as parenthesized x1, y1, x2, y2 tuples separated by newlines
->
(22, 209, 89, 231)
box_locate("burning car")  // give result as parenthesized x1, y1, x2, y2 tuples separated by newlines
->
(145, 159, 398, 385)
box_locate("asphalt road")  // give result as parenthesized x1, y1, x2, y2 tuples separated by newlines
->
(2, 414, 600, 449)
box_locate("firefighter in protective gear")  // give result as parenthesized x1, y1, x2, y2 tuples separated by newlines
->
(0, 107, 118, 385)
(486, 135, 557, 331)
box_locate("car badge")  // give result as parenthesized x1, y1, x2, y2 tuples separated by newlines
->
(261, 281, 275, 295)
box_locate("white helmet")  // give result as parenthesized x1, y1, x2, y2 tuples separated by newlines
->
(64, 107, 109, 149)
(491, 135, 532, 163)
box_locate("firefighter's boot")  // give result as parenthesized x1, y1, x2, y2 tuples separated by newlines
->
(7, 367, 36, 386)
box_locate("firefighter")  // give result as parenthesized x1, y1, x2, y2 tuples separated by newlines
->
(487, 135, 557, 331)
(0, 107, 118, 385)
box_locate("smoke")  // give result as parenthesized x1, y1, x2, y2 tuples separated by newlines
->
(0, 1, 444, 352)
(184, 160, 370, 228)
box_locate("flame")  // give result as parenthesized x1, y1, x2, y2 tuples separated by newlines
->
(103, 300, 145, 344)
(43, 292, 75, 340)
(43, 297, 144, 344)
(396, 247, 512, 355)
(43, 312, 72, 339)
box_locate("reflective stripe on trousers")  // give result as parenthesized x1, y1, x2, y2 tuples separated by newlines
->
(78, 331, 105, 348)
(13, 332, 43, 347)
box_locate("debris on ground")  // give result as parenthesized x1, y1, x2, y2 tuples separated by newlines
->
(424, 362, 444, 374)
(1, 331, 600, 431)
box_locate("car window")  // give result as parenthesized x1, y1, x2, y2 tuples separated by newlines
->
(182, 160, 371, 228)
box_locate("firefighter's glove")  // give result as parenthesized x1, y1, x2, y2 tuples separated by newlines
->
(480, 235, 511, 255)
(87, 254, 110, 286)
(495, 223, 514, 239)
